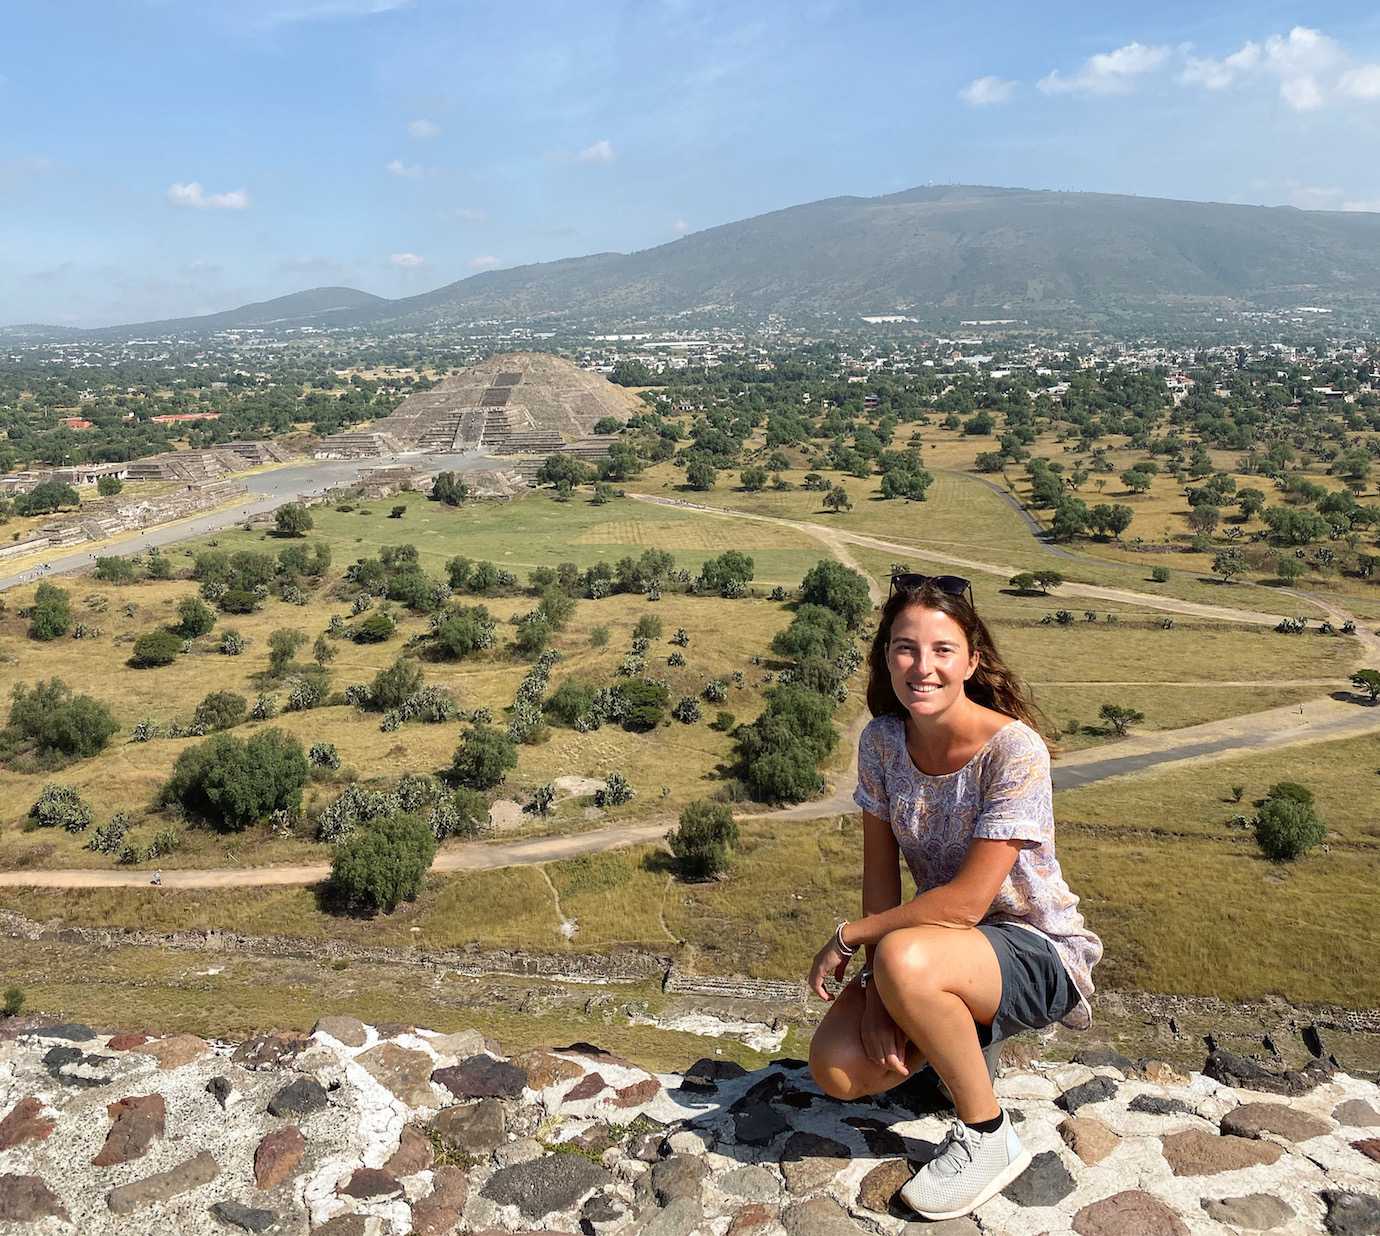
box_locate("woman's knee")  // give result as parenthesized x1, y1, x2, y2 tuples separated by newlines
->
(873, 928, 939, 994)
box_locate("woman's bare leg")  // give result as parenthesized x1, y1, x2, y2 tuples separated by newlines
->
(871, 925, 1003, 1123)
(808, 980, 927, 1101)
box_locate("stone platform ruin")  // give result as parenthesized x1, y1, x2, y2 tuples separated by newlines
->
(315, 354, 635, 464)
(2, 1015, 1378, 1235)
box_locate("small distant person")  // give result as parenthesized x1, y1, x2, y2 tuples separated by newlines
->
(807, 573, 1102, 1222)
(151, 870, 162, 887)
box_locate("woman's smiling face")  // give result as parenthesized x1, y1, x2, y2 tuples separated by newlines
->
(886, 604, 978, 719)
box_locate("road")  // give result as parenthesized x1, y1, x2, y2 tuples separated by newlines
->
(0, 450, 501, 593)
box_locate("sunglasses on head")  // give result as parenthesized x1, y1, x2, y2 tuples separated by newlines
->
(887, 572, 974, 607)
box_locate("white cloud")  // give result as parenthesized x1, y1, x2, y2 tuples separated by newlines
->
(407, 118, 441, 139)
(1281, 183, 1380, 212)
(672, 218, 690, 236)
(453, 207, 489, 223)
(1340, 64, 1380, 100)
(1038, 42, 1169, 96)
(959, 75, 1017, 106)
(385, 159, 425, 178)
(390, 252, 426, 268)
(1181, 26, 1380, 111)
(577, 138, 615, 164)
(468, 255, 501, 270)
(166, 182, 250, 210)
(252, 0, 412, 28)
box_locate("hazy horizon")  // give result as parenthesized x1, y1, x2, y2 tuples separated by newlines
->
(6, 0, 1380, 326)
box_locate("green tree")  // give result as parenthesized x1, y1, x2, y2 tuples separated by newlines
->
(130, 629, 181, 667)
(15, 480, 79, 516)
(450, 724, 518, 790)
(160, 728, 308, 832)
(1, 679, 118, 763)
(430, 472, 471, 505)
(1351, 669, 1380, 703)
(93, 556, 138, 583)
(739, 466, 768, 492)
(274, 503, 313, 537)
(329, 814, 437, 914)
(352, 612, 395, 643)
(28, 783, 93, 832)
(617, 678, 670, 731)
(698, 551, 755, 596)
(1033, 569, 1064, 593)
(176, 596, 216, 638)
(1211, 548, 1247, 583)
(798, 560, 872, 629)
(28, 582, 72, 641)
(668, 799, 740, 879)
(1120, 468, 1153, 494)
(823, 485, 852, 513)
(268, 628, 307, 675)
(432, 606, 495, 660)
(1254, 795, 1326, 861)
(1099, 702, 1144, 736)
(1008, 572, 1039, 593)
(192, 691, 247, 732)
(685, 457, 717, 490)
(1276, 556, 1306, 585)
(97, 474, 124, 498)
(371, 657, 424, 709)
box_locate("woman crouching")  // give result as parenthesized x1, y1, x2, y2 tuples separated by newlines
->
(806, 574, 1103, 1221)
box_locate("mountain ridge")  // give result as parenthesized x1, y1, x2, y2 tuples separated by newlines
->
(35, 184, 1380, 337)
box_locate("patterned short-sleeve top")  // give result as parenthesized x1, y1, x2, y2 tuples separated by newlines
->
(853, 714, 1103, 1029)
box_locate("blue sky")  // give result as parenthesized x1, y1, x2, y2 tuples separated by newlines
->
(5, 0, 1380, 326)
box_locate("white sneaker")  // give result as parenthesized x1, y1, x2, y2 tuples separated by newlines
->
(899, 1111, 1032, 1220)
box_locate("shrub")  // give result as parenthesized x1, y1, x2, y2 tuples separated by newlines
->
(634, 614, 664, 641)
(192, 691, 247, 732)
(371, 657, 424, 710)
(352, 612, 395, 644)
(28, 783, 93, 832)
(594, 772, 634, 807)
(798, 560, 872, 629)
(219, 629, 247, 655)
(175, 597, 216, 638)
(2, 678, 118, 764)
(772, 604, 850, 662)
(97, 473, 123, 497)
(329, 814, 437, 914)
(711, 710, 736, 732)
(1150, 566, 1170, 583)
(219, 588, 259, 614)
(617, 678, 669, 731)
(670, 627, 690, 647)
(160, 728, 308, 832)
(589, 625, 610, 648)
(250, 693, 277, 721)
(1264, 780, 1314, 809)
(28, 582, 72, 641)
(530, 783, 556, 815)
(286, 673, 328, 712)
(130, 629, 181, 667)
(667, 650, 687, 668)
(432, 605, 496, 660)
(94, 556, 138, 584)
(429, 788, 489, 840)
(275, 503, 313, 536)
(2, 988, 23, 1018)
(268, 628, 307, 674)
(545, 679, 597, 727)
(145, 553, 173, 581)
(514, 612, 552, 656)
(1255, 795, 1326, 861)
(672, 696, 702, 723)
(668, 799, 739, 878)
(737, 684, 837, 803)
(87, 812, 130, 855)
(698, 551, 755, 597)
(450, 724, 518, 790)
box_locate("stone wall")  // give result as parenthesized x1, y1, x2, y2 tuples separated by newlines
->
(2, 1014, 1378, 1235)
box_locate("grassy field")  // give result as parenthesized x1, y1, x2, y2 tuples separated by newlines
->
(7, 772, 1378, 1010)
(0, 489, 867, 869)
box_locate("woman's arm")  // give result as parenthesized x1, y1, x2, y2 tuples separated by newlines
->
(842, 838, 1024, 950)
(860, 810, 903, 966)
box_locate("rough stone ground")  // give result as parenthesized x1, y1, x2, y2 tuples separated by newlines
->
(2, 1019, 1378, 1236)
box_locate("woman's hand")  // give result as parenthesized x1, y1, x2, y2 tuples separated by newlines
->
(859, 987, 910, 1076)
(807, 931, 852, 1002)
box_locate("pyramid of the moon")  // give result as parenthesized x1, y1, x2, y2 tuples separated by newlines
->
(328, 352, 643, 458)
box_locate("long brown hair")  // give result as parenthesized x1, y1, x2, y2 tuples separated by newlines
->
(865, 581, 1054, 749)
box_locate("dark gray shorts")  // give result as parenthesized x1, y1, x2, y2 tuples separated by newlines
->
(975, 921, 1080, 1047)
